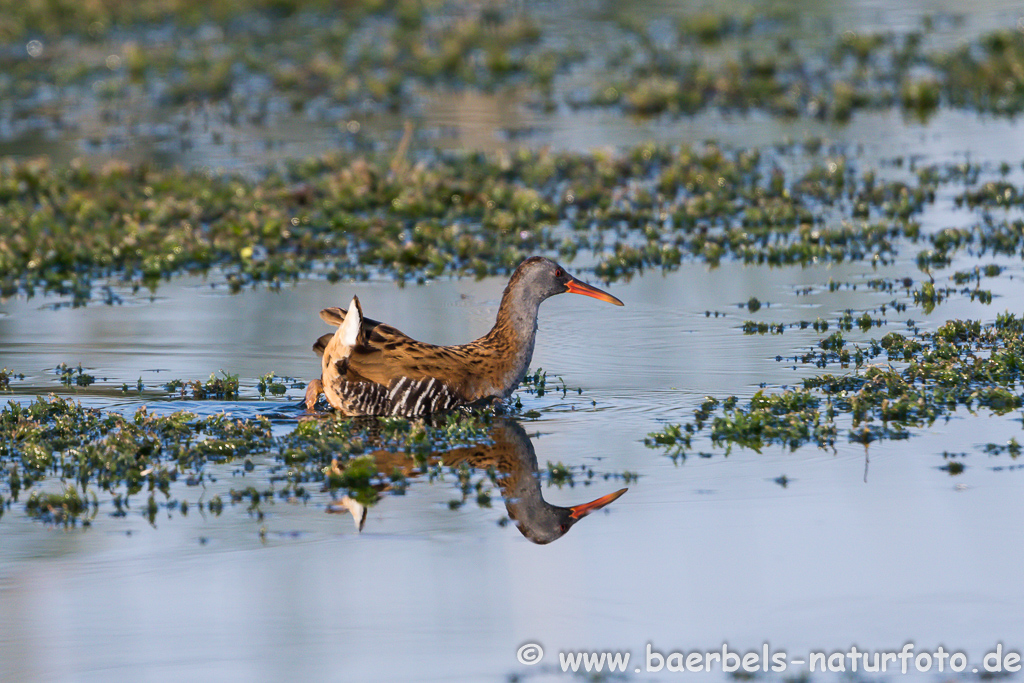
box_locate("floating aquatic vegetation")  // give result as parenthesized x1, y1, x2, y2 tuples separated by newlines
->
(25, 486, 95, 527)
(164, 371, 240, 399)
(939, 452, 967, 475)
(518, 368, 574, 399)
(541, 459, 635, 489)
(649, 315, 1024, 460)
(256, 372, 289, 397)
(55, 362, 96, 387)
(0, 354, 624, 527)
(3, 0, 1024, 181)
(546, 461, 573, 488)
(595, 13, 1024, 120)
(0, 0, 383, 39)
(0, 141, 1019, 300)
(742, 321, 785, 335)
(0, 392, 499, 525)
(0, 368, 23, 390)
(983, 439, 1022, 457)
(0, 0, 554, 143)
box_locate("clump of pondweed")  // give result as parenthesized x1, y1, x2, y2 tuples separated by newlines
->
(277, 408, 492, 502)
(0, 137, 1020, 302)
(0, 389, 511, 525)
(518, 368, 572, 399)
(0, 140, 957, 301)
(55, 362, 96, 387)
(187, 372, 239, 399)
(983, 439, 1022, 458)
(25, 486, 96, 526)
(0, 396, 271, 507)
(0, 368, 23, 390)
(605, 18, 1024, 120)
(546, 461, 574, 488)
(649, 315, 1024, 460)
(257, 372, 288, 397)
(742, 321, 785, 335)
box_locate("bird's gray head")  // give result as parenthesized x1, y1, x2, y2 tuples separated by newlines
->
(505, 256, 625, 307)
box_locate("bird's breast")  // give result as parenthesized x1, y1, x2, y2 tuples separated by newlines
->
(463, 336, 534, 401)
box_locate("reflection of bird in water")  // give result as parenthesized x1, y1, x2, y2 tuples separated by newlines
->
(305, 257, 623, 416)
(331, 417, 627, 544)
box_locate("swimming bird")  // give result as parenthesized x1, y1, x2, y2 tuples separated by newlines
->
(305, 256, 624, 416)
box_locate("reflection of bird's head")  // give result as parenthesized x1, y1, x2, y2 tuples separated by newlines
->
(508, 487, 628, 545)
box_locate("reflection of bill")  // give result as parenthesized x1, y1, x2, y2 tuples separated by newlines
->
(328, 417, 627, 544)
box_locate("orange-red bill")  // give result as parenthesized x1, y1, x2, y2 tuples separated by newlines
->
(569, 487, 628, 520)
(565, 278, 625, 306)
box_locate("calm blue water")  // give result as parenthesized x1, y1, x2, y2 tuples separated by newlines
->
(3, 0, 1024, 680)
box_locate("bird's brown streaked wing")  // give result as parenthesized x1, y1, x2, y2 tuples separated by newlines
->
(343, 335, 483, 392)
(319, 307, 346, 326)
(315, 306, 417, 359)
(320, 307, 407, 337)
(316, 305, 481, 397)
(313, 332, 333, 358)
(344, 342, 447, 386)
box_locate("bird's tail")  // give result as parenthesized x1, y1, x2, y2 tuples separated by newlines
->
(334, 295, 363, 356)
(320, 295, 364, 385)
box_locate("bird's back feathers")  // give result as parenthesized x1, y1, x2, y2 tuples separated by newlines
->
(317, 296, 473, 416)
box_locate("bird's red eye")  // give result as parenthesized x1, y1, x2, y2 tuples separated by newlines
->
(555, 268, 564, 278)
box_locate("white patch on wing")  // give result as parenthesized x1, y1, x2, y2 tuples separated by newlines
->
(339, 296, 361, 347)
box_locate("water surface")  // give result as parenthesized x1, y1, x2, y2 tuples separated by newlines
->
(3, 0, 1024, 679)
(2, 255, 1023, 681)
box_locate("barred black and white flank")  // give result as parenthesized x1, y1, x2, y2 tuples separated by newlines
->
(329, 376, 462, 417)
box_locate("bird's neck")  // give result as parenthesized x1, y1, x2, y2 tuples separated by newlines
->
(493, 284, 541, 344)
(479, 286, 540, 396)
